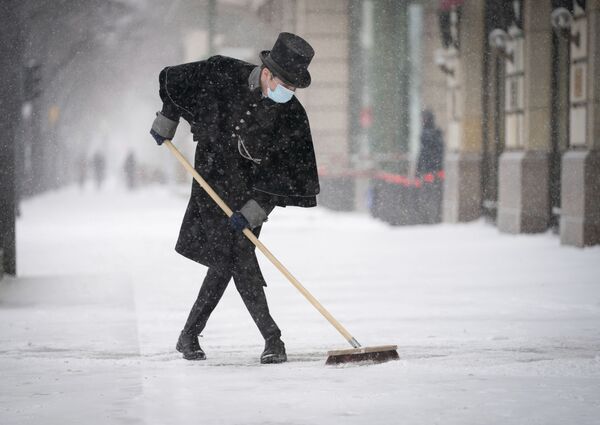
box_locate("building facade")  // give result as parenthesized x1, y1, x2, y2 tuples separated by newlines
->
(252, 0, 598, 247)
(440, 0, 599, 247)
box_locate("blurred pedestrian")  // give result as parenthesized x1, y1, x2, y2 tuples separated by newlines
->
(417, 110, 444, 177)
(92, 151, 106, 189)
(77, 153, 87, 189)
(416, 110, 444, 223)
(150, 33, 320, 363)
(123, 151, 137, 190)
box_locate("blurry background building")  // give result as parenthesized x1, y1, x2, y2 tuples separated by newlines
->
(252, 0, 598, 248)
(1, 0, 599, 278)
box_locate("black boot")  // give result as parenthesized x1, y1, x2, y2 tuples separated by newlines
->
(176, 331, 206, 361)
(260, 336, 287, 364)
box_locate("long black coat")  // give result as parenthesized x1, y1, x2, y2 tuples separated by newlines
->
(157, 55, 320, 278)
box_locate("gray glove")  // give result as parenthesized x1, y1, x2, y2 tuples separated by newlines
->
(239, 199, 269, 229)
(150, 111, 179, 145)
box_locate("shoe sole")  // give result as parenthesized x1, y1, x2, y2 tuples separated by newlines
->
(176, 341, 206, 361)
(260, 354, 287, 364)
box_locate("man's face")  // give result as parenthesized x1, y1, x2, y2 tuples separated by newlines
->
(261, 68, 296, 94)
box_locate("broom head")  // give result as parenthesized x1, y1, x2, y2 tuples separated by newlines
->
(325, 345, 399, 365)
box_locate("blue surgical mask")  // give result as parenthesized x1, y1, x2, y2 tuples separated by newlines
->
(267, 84, 295, 103)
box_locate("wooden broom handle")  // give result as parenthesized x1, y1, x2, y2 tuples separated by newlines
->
(164, 140, 360, 348)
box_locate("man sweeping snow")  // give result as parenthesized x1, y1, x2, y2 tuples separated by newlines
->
(150, 33, 320, 363)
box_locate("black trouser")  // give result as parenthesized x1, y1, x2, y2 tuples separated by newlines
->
(182, 267, 281, 341)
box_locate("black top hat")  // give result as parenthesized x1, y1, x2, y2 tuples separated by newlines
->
(259, 32, 314, 89)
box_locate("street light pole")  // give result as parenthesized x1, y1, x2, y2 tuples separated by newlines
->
(0, 0, 22, 277)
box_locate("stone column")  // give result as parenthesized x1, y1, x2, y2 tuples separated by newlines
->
(497, 0, 553, 233)
(443, 2, 484, 222)
(291, 0, 352, 211)
(560, 0, 600, 247)
(294, 0, 350, 172)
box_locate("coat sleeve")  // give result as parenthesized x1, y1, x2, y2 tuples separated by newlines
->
(252, 102, 320, 208)
(254, 191, 279, 214)
(157, 58, 218, 124)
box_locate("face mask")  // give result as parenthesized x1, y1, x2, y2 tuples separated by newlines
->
(267, 83, 295, 103)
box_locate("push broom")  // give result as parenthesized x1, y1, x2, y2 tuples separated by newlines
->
(164, 140, 399, 365)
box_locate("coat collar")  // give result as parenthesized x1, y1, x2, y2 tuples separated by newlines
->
(248, 66, 261, 92)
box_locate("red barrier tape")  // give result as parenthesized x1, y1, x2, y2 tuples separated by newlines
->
(373, 171, 445, 187)
(317, 169, 445, 187)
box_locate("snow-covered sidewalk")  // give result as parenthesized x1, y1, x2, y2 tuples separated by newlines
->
(1, 185, 599, 424)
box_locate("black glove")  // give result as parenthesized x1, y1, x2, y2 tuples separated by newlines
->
(229, 212, 250, 232)
(150, 111, 179, 146)
(150, 128, 168, 146)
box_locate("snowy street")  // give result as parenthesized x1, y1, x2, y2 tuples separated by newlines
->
(1, 185, 600, 424)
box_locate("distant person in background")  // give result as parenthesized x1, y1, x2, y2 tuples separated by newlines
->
(77, 153, 87, 189)
(92, 151, 106, 189)
(123, 151, 137, 190)
(416, 110, 444, 224)
(417, 110, 444, 176)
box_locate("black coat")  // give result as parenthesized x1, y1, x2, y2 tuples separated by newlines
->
(156, 56, 320, 276)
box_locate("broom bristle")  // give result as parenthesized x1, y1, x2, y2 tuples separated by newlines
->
(325, 345, 399, 365)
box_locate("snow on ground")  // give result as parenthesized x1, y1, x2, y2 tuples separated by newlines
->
(1, 184, 600, 424)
